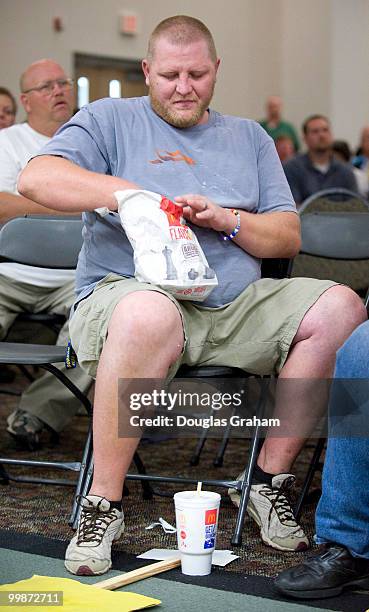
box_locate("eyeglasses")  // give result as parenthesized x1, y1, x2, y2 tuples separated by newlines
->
(22, 78, 74, 96)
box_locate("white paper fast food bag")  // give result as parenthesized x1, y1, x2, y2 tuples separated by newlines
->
(115, 189, 218, 301)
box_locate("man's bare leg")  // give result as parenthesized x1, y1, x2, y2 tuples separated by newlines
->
(257, 285, 367, 473)
(89, 291, 184, 500)
(65, 291, 184, 575)
(230, 286, 367, 552)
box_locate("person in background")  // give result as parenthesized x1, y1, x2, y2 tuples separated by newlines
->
(0, 87, 17, 129)
(18, 16, 366, 576)
(0, 59, 92, 450)
(275, 320, 369, 599)
(275, 134, 295, 163)
(259, 96, 300, 153)
(332, 139, 368, 199)
(0, 87, 18, 382)
(283, 115, 358, 206)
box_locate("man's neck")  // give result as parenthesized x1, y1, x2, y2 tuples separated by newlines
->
(27, 117, 59, 138)
(266, 117, 280, 128)
(308, 150, 332, 166)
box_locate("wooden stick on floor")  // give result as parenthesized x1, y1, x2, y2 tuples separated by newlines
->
(92, 557, 181, 591)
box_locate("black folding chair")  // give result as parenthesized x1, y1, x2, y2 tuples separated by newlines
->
(292, 188, 369, 294)
(0, 216, 83, 384)
(292, 190, 369, 518)
(0, 216, 92, 526)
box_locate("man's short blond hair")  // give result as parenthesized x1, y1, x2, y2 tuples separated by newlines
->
(147, 15, 217, 62)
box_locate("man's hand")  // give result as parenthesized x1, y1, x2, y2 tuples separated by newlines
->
(174, 194, 237, 234)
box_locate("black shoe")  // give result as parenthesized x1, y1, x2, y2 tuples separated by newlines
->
(274, 544, 369, 599)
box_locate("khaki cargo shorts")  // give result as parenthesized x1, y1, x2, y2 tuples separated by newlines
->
(69, 273, 337, 379)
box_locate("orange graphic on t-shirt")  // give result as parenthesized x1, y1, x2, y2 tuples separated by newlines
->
(150, 149, 196, 165)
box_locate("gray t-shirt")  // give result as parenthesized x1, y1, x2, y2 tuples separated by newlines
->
(40, 96, 296, 307)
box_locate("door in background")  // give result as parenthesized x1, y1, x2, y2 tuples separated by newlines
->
(74, 54, 147, 108)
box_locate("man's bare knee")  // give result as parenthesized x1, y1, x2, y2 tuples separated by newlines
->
(108, 291, 184, 358)
(294, 285, 367, 343)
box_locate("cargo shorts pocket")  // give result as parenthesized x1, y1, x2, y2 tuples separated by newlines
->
(69, 301, 107, 373)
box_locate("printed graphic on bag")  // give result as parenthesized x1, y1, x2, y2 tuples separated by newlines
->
(116, 189, 218, 301)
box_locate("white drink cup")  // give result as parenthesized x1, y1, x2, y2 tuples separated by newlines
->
(174, 490, 221, 576)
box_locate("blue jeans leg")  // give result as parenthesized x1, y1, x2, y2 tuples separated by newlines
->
(315, 320, 369, 558)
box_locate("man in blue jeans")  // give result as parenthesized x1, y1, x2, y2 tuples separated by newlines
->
(275, 320, 369, 599)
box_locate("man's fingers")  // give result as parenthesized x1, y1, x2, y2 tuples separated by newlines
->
(175, 196, 211, 214)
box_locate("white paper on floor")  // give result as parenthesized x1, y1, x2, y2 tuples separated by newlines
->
(138, 548, 239, 567)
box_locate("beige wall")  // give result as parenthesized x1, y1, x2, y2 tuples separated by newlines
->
(330, 0, 369, 148)
(0, 0, 368, 147)
(281, 0, 332, 136)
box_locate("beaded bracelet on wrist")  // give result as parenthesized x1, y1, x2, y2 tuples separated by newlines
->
(222, 209, 241, 241)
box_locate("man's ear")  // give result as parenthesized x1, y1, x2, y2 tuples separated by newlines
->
(141, 59, 150, 87)
(20, 93, 31, 115)
(214, 58, 220, 81)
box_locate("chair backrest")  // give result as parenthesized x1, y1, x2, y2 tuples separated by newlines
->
(292, 189, 369, 293)
(298, 188, 369, 214)
(300, 212, 369, 260)
(0, 216, 83, 269)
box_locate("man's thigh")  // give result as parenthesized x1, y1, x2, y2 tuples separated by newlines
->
(69, 274, 188, 379)
(181, 277, 337, 375)
(70, 274, 337, 379)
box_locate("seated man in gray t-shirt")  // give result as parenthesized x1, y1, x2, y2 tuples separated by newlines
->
(19, 16, 366, 576)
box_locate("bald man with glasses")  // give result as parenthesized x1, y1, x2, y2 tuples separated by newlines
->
(0, 59, 92, 450)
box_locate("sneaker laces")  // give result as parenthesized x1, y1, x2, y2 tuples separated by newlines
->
(260, 477, 297, 527)
(76, 496, 119, 545)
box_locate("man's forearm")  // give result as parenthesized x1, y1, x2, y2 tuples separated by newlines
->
(176, 193, 301, 259)
(18, 156, 139, 213)
(0, 191, 81, 224)
(233, 210, 301, 258)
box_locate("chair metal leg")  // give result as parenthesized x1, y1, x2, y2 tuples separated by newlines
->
(231, 427, 261, 546)
(231, 377, 269, 546)
(295, 437, 326, 521)
(41, 363, 92, 417)
(189, 417, 212, 466)
(189, 379, 247, 467)
(0, 360, 93, 524)
(133, 451, 154, 500)
(17, 364, 35, 383)
(70, 455, 94, 530)
(213, 405, 238, 467)
(68, 426, 93, 527)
